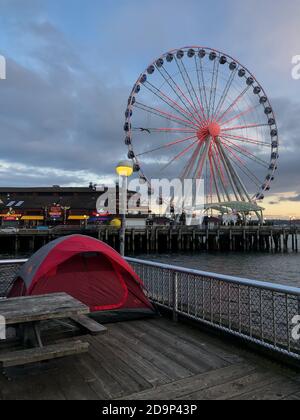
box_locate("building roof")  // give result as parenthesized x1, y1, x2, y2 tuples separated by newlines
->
(0, 187, 100, 194)
(0, 195, 99, 211)
(0, 187, 102, 211)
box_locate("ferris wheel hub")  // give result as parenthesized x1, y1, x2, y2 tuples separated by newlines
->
(208, 122, 221, 138)
(197, 121, 221, 141)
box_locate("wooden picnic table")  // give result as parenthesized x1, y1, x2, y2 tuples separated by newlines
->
(0, 293, 90, 325)
(0, 293, 106, 368)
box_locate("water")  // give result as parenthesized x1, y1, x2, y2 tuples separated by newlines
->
(138, 252, 300, 288)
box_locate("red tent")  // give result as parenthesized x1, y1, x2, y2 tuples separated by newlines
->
(9, 235, 154, 314)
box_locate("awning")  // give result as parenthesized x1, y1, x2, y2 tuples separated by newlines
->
(205, 201, 264, 214)
(21, 216, 44, 221)
(88, 217, 109, 222)
(68, 216, 88, 220)
(0, 214, 22, 218)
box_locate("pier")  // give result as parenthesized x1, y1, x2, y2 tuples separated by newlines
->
(0, 225, 298, 254)
(1, 258, 300, 400)
(1, 317, 300, 400)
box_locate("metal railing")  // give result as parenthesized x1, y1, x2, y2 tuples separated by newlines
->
(0, 259, 27, 297)
(126, 257, 300, 361)
(1, 257, 300, 361)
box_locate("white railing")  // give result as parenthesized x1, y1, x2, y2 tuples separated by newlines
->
(126, 257, 300, 361)
(1, 257, 300, 361)
(0, 259, 27, 297)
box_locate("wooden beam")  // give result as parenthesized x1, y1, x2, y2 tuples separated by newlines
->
(0, 340, 89, 368)
(71, 315, 107, 336)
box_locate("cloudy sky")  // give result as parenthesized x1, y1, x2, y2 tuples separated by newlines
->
(1, 0, 300, 217)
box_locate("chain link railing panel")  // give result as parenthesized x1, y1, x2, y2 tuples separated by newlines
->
(127, 258, 300, 360)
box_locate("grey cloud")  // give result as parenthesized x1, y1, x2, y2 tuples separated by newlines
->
(265, 97, 300, 194)
(0, 22, 130, 185)
(277, 194, 300, 203)
(284, 195, 300, 202)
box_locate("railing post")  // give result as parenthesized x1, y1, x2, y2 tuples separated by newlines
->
(173, 272, 178, 323)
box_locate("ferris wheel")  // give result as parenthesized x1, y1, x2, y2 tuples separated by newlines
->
(124, 46, 279, 217)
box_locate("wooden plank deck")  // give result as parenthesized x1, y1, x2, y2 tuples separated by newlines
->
(1, 317, 300, 400)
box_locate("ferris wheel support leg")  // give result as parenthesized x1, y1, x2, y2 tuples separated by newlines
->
(211, 153, 231, 202)
(254, 210, 264, 224)
(192, 136, 212, 181)
(216, 138, 252, 203)
(210, 157, 222, 203)
(215, 140, 240, 202)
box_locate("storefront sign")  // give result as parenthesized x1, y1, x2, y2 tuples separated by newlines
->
(49, 206, 62, 218)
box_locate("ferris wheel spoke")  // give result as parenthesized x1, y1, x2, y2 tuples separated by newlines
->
(198, 56, 210, 117)
(181, 140, 204, 179)
(155, 65, 203, 125)
(174, 58, 207, 122)
(143, 81, 200, 126)
(172, 59, 205, 125)
(221, 141, 246, 167)
(224, 147, 262, 187)
(212, 142, 229, 187)
(222, 138, 269, 168)
(216, 85, 251, 124)
(184, 137, 205, 179)
(134, 102, 199, 129)
(222, 133, 270, 147)
(225, 160, 261, 203)
(208, 56, 220, 119)
(221, 123, 269, 132)
(133, 127, 195, 135)
(220, 136, 270, 168)
(194, 137, 214, 179)
(212, 152, 230, 202)
(213, 69, 237, 121)
(136, 134, 198, 157)
(220, 142, 258, 199)
(221, 135, 269, 163)
(208, 152, 216, 201)
(208, 153, 221, 202)
(161, 140, 198, 172)
(194, 56, 208, 120)
(207, 59, 216, 118)
(211, 150, 231, 202)
(231, 158, 262, 189)
(153, 68, 197, 123)
(221, 104, 260, 128)
(214, 142, 235, 192)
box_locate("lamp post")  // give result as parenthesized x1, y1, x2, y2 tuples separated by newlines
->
(115, 160, 133, 256)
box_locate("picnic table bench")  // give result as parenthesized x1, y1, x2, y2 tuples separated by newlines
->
(0, 293, 107, 368)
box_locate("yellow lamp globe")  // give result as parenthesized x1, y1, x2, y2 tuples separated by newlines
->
(115, 160, 134, 177)
(110, 218, 122, 228)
